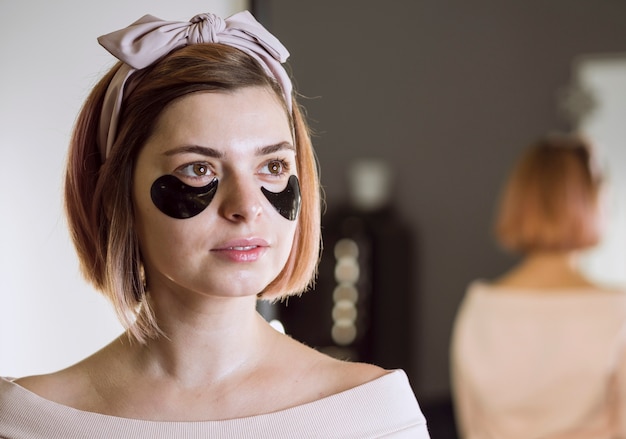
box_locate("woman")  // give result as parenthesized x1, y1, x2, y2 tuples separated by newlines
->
(451, 133, 626, 438)
(0, 11, 429, 438)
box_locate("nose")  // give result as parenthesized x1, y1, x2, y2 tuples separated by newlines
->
(217, 174, 263, 222)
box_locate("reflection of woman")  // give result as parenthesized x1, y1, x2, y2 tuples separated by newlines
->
(0, 11, 429, 437)
(450, 133, 626, 438)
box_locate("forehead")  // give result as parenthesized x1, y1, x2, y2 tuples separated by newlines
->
(147, 86, 292, 155)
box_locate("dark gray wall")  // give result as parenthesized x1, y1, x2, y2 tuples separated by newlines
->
(255, 1, 626, 400)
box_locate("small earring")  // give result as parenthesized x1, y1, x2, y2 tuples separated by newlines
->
(133, 263, 147, 302)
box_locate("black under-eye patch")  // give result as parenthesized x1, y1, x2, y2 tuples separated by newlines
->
(150, 175, 218, 219)
(261, 174, 301, 221)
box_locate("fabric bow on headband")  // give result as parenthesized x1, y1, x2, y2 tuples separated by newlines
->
(97, 10, 292, 161)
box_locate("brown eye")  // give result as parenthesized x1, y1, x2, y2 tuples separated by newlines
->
(268, 161, 282, 175)
(193, 163, 208, 176)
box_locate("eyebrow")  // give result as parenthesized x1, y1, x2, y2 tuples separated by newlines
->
(163, 142, 295, 158)
(257, 142, 295, 156)
(163, 145, 223, 158)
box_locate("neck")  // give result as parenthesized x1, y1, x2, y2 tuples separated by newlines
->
(126, 292, 276, 386)
(523, 250, 580, 271)
(496, 250, 595, 289)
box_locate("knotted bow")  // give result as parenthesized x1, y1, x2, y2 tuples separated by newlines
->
(97, 10, 292, 161)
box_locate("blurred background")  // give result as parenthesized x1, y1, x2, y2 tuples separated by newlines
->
(2, 1, 626, 436)
(252, 3, 626, 436)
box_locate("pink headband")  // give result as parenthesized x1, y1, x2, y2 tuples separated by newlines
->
(97, 10, 292, 161)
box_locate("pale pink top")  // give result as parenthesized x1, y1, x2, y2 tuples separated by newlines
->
(0, 369, 429, 438)
(451, 281, 626, 439)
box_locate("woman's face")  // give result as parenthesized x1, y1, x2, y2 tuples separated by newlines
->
(133, 86, 297, 300)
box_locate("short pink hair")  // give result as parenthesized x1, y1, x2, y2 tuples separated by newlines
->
(494, 133, 603, 253)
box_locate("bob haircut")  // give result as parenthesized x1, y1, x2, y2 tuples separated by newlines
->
(65, 44, 321, 342)
(494, 133, 603, 254)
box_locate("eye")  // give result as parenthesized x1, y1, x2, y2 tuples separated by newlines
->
(261, 159, 290, 176)
(191, 163, 208, 176)
(175, 162, 214, 182)
(268, 160, 282, 175)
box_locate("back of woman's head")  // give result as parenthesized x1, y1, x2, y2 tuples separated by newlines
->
(494, 133, 603, 253)
(65, 43, 320, 341)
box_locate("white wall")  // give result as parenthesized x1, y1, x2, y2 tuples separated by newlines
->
(575, 55, 626, 288)
(0, 0, 248, 377)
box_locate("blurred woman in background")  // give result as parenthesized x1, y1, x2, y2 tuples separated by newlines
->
(451, 133, 626, 438)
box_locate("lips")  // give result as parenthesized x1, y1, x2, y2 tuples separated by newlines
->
(212, 238, 269, 262)
(214, 238, 269, 250)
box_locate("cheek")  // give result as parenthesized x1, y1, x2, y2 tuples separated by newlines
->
(134, 205, 195, 277)
(277, 221, 299, 262)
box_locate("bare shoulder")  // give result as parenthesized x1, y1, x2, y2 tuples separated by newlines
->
(12, 339, 120, 406)
(323, 356, 389, 389)
(279, 334, 388, 397)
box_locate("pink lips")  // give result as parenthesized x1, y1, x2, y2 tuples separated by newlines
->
(212, 238, 269, 262)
